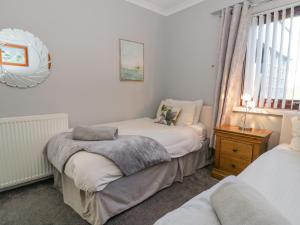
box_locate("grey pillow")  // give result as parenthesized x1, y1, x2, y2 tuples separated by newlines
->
(211, 182, 291, 225)
(72, 126, 118, 141)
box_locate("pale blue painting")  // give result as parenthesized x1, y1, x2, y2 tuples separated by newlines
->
(120, 40, 144, 81)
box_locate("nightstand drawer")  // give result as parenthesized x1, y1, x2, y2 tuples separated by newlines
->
(220, 157, 249, 175)
(212, 126, 272, 180)
(220, 139, 253, 161)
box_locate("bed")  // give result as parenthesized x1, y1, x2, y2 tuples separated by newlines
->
(50, 103, 213, 225)
(154, 113, 300, 225)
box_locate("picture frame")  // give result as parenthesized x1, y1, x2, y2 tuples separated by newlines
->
(119, 39, 144, 81)
(0, 43, 29, 67)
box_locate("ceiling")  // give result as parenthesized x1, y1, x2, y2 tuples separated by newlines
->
(125, 0, 205, 16)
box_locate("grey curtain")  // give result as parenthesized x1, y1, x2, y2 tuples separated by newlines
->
(210, 1, 251, 147)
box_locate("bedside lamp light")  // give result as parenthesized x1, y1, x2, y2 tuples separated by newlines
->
(242, 93, 252, 102)
(240, 94, 255, 131)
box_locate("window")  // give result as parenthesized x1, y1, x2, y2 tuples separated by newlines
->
(243, 5, 300, 110)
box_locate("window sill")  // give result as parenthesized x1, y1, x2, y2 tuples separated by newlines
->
(232, 106, 300, 117)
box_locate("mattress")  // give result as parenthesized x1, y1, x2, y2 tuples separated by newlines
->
(58, 146, 212, 225)
(64, 117, 206, 192)
(238, 144, 300, 225)
(154, 144, 300, 225)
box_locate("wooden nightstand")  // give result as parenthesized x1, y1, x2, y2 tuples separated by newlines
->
(212, 125, 272, 180)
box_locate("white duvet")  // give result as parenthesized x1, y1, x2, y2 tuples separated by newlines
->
(154, 144, 300, 225)
(64, 118, 205, 192)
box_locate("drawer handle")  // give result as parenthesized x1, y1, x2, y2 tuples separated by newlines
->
(231, 164, 236, 168)
(232, 149, 238, 153)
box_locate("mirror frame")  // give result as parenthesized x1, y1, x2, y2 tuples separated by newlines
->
(0, 28, 52, 88)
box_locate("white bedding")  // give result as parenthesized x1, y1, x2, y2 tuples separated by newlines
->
(154, 144, 300, 225)
(238, 144, 300, 225)
(64, 118, 205, 192)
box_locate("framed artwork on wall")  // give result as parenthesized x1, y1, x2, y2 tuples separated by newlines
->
(0, 43, 29, 67)
(119, 39, 144, 81)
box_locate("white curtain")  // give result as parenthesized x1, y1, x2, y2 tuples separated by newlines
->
(210, 1, 251, 147)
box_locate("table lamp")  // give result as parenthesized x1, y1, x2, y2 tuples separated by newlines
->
(239, 94, 255, 131)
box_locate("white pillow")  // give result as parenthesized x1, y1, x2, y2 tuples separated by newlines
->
(290, 116, 300, 151)
(165, 99, 197, 126)
(167, 99, 203, 124)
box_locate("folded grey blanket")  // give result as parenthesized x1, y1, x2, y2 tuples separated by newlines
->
(45, 133, 171, 176)
(72, 126, 118, 141)
(211, 182, 291, 225)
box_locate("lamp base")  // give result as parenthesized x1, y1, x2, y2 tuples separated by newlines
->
(239, 126, 253, 132)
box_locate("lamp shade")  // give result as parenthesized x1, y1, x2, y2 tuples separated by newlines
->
(242, 93, 252, 102)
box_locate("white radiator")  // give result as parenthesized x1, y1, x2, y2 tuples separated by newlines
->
(0, 113, 69, 191)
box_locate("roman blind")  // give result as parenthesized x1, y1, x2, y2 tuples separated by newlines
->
(243, 3, 300, 110)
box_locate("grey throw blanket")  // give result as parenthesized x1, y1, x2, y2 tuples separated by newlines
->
(45, 133, 171, 176)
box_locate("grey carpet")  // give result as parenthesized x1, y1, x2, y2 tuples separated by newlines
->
(0, 166, 218, 225)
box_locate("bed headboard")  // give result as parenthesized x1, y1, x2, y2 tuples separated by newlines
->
(280, 112, 299, 144)
(199, 105, 213, 139)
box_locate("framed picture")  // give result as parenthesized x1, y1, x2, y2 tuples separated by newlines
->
(0, 43, 29, 67)
(119, 39, 144, 81)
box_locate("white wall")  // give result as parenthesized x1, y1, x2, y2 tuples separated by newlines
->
(161, 0, 242, 104)
(230, 112, 282, 149)
(0, 0, 165, 127)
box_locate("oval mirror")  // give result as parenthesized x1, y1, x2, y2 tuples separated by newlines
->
(0, 28, 51, 88)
